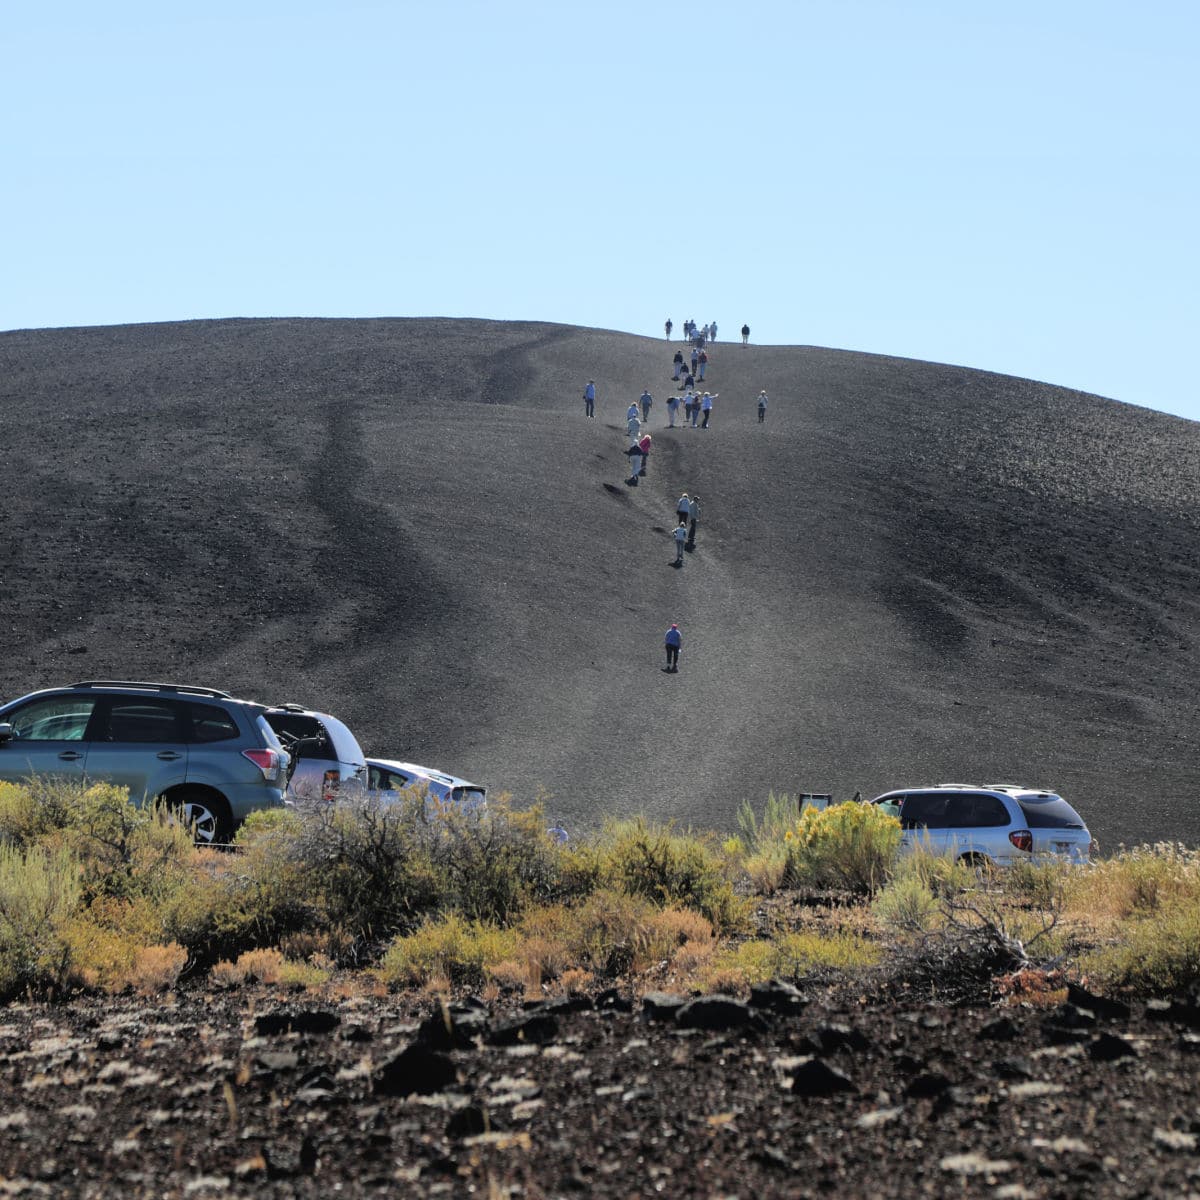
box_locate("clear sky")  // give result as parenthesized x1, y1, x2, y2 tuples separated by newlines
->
(5, 1, 1197, 419)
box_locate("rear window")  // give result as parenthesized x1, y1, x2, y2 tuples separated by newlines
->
(263, 713, 335, 760)
(1016, 796, 1086, 829)
(450, 787, 487, 807)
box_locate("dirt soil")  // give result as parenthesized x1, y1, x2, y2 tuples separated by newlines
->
(3, 319, 1200, 848)
(1, 979, 1198, 1198)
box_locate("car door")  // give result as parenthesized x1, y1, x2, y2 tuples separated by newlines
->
(0, 695, 98, 784)
(898, 792, 954, 856)
(83, 697, 189, 802)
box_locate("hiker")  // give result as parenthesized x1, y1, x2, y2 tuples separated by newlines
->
(640, 389, 653, 422)
(690, 393, 702, 427)
(698, 348, 708, 381)
(683, 392, 694, 426)
(625, 440, 643, 485)
(710, 321, 718, 343)
(636, 432, 651, 477)
(664, 318, 673, 339)
(676, 492, 691, 526)
(681, 370, 695, 391)
(673, 521, 688, 566)
(627, 410, 641, 442)
(690, 347, 699, 375)
(664, 624, 682, 672)
(672, 349, 684, 380)
(686, 494, 699, 549)
(741, 324, 750, 345)
(667, 393, 680, 426)
(700, 391, 717, 428)
(584, 380, 596, 417)
(757, 389, 768, 423)
(627, 400, 640, 426)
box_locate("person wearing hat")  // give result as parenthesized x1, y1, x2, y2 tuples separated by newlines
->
(757, 389, 768, 423)
(664, 624, 682, 672)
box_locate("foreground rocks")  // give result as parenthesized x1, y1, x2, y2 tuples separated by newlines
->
(0, 983, 1198, 1197)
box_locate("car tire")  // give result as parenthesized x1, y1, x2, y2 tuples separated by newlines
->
(958, 852, 994, 881)
(168, 788, 233, 847)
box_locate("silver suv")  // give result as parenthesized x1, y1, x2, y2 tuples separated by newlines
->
(870, 784, 1093, 867)
(0, 681, 289, 844)
(262, 704, 366, 804)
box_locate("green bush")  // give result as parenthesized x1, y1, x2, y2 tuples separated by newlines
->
(784, 802, 901, 894)
(0, 778, 78, 846)
(0, 842, 82, 999)
(873, 871, 940, 935)
(378, 914, 520, 990)
(1079, 901, 1200, 994)
(596, 818, 748, 933)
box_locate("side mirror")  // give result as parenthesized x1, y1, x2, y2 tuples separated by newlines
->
(0, 723, 12, 744)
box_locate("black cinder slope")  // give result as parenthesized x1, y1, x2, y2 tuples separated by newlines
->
(2, 317, 1198, 847)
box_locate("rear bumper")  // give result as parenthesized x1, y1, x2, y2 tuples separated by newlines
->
(224, 783, 286, 822)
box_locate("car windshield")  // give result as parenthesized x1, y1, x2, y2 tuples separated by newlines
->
(1016, 795, 1085, 829)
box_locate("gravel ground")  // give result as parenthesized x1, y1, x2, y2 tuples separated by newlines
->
(0, 981, 1198, 1198)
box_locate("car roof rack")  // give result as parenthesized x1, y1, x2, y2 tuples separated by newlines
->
(71, 681, 233, 699)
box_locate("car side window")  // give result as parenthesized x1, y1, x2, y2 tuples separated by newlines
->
(901, 793, 952, 830)
(972, 796, 1010, 827)
(99, 699, 184, 744)
(6, 698, 97, 741)
(186, 703, 240, 743)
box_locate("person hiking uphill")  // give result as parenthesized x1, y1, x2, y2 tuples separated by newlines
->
(686, 494, 699, 550)
(757, 389, 768, 423)
(583, 380, 596, 417)
(664, 624, 682, 672)
(673, 521, 688, 567)
(676, 492, 690, 527)
(640, 389, 653, 422)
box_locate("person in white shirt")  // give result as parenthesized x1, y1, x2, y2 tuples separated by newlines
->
(700, 391, 717, 428)
(676, 492, 690, 526)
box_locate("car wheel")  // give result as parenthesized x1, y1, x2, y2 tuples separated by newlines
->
(958, 852, 994, 882)
(169, 789, 233, 846)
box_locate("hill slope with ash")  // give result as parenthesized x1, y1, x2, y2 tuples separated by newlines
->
(2, 318, 1199, 846)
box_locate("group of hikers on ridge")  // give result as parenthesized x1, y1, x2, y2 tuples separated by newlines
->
(664, 318, 751, 345)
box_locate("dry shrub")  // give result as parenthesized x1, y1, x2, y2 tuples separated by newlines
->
(128, 943, 188, 994)
(671, 938, 716, 975)
(995, 967, 1068, 1008)
(558, 967, 594, 995)
(519, 934, 571, 983)
(486, 960, 529, 992)
(1066, 843, 1200, 922)
(212, 948, 287, 986)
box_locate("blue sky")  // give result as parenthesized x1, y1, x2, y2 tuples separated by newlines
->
(5, 1, 1197, 419)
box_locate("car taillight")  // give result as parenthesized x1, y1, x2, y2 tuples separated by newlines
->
(242, 748, 281, 781)
(322, 769, 339, 802)
(1009, 829, 1033, 853)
